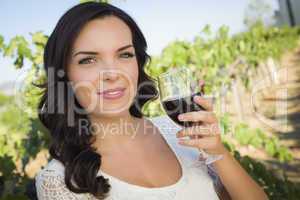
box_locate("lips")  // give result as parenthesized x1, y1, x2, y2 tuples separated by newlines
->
(97, 87, 126, 99)
(98, 87, 126, 95)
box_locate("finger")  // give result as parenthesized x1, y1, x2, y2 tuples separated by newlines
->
(193, 95, 213, 111)
(178, 137, 218, 150)
(176, 124, 215, 138)
(199, 80, 205, 94)
(189, 135, 203, 140)
(178, 111, 216, 123)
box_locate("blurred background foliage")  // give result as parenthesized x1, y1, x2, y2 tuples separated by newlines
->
(0, 0, 300, 199)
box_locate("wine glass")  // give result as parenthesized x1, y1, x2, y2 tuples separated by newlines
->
(157, 67, 223, 165)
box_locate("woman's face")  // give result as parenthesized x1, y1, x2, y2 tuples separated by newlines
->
(67, 16, 139, 118)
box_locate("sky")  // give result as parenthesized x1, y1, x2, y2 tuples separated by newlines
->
(0, 0, 279, 84)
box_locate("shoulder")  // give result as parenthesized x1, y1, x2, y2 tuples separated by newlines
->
(35, 159, 90, 199)
(35, 159, 65, 189)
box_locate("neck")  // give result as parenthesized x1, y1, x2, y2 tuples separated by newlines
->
(88, 111, 148, 153)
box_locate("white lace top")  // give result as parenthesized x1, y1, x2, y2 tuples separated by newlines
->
(35, 115, 220, 200)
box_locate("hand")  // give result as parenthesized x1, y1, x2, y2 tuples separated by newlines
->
(176, 81, 227, 155)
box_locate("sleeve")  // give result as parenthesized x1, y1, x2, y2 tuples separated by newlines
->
(35, 168, 88, 200)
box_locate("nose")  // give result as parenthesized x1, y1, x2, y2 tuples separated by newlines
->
(102, 70, 119, 81)
(101, 65, 120, 81)
(98, 58, 119, 81)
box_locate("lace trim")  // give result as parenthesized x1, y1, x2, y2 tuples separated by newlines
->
(35, 169, 94, 200)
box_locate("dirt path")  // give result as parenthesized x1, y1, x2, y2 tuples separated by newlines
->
(268, 47, 300, 182)
(231, 46, 300, 183)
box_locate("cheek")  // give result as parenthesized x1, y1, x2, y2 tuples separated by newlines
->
(67, 67, 99, 110)
(125, 63, 139, 98)
(68, 66, 99, 82)
(127, 61, 139, 86)
(132, 66, 139, 85)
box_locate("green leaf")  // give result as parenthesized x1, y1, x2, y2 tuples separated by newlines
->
(13, 56, 24, 69)
(265, 140, 276, 156)
(18, 38, 32, 58)
(31, 31, 48, 46)
(4, 38, 17, 57)
(239, 40, 245, 52)
(0, 35, 4, 50)
(201, 24, 211, 36)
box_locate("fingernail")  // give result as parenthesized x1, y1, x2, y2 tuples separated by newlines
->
(178, 139, 185, 144)
(193, 95, 200, 101)
(178, 115, 183, 121)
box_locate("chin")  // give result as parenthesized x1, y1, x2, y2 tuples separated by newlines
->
(90, 106, 131, 118)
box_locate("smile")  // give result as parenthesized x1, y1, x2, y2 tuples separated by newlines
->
(97, 87, 126, 100)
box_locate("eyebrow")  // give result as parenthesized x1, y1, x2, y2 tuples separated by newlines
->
(72, 44, 133, 57)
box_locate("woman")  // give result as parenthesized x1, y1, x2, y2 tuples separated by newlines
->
(35, 2, 268, 200)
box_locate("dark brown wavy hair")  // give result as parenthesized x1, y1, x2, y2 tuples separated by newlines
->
(37, 2, 158, 199)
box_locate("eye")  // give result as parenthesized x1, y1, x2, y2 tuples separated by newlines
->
(78, 57, 97, 65)
(120, 52, 135, 59)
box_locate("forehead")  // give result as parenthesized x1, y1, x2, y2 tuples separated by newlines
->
(72, 16, 133, 51)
